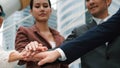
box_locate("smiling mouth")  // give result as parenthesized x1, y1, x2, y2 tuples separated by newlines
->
(39, 14, 46, 17)
(90, 5, 98, 9)
(91, 6, 96, 9)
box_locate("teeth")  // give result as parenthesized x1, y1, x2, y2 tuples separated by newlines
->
(91, 7, 96, 9)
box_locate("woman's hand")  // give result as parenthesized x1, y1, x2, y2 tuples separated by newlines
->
(8, 50, 27, 62)
(25, 41, 48, 52)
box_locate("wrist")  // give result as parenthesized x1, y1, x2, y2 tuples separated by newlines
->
(54, 50, 61, 59)
(56, 48, 67, 61)
(8, 51, 20, 62)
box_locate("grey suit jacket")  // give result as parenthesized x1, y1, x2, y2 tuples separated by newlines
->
(65, 18, 120, 68)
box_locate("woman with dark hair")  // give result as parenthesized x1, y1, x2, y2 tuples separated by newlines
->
(15, 0, 68, 68)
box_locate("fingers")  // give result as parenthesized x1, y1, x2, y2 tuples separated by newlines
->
(36, 52, 50, 66)
(38, 57, 48, 66)
(42, 46, 48, 51)
(25, 41, 48, 52)
(23, 41, 49, 62)
(37, 46, 48, 52)
(31, 41, 39, 51)
(25, 41, 39, 51)
(37, 51, 60, 66)
(21, 50, 35, 61)
(25, 50, 32, 57)
(19, 50, 29, 60)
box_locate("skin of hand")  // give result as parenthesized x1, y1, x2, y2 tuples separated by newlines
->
(23, 41, 48, 61)
(23, 47, 48, 61)
(8, 50, 27, 62)
(25, 41, 40, 51)
(25, 41, 48, 52)
(22, 51, 40, 61)
(32, 50, 61, 66)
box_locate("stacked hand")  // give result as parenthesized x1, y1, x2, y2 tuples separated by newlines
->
(34, 50, 61, 66)
(21, 41, 48, 61)
(20, 41, 61, 66)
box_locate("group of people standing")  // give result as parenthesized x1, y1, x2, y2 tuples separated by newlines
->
(0, 0, 120, 68)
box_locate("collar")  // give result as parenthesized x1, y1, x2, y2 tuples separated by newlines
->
(92, 14, 112, 25)
(31, 24, 59, 35)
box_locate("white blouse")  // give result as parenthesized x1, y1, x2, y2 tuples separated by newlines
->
(49, 41, 56, 48)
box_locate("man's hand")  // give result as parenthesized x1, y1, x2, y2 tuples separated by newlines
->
(32, 50, 61, 66)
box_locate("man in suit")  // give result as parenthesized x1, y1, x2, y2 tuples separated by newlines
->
(29, 6, 120, 67)
(65, 0, 112, 68)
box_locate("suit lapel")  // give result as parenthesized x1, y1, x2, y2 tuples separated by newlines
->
(87, 19, 97, 29)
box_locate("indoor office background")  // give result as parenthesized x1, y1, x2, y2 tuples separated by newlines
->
(0, 0, 120, 68)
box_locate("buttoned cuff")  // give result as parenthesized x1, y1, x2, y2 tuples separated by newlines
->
(56, 48, 67, 61)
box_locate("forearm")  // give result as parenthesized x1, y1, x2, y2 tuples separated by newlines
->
(8, 51, 21, 62)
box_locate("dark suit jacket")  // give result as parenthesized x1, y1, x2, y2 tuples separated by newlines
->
(66, 19, 108, 68)
(60, 8, 120, 64)
(15, 25, 68, 68)
(65, 19, 97, 41)
(66, 16, 120, 68)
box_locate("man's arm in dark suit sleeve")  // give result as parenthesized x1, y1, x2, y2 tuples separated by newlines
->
(60, 8, 120, 64)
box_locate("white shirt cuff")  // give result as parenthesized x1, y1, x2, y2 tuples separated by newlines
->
(56, 48, 67, 61)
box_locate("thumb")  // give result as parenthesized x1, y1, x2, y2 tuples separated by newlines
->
(38, 58, 48, 66)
